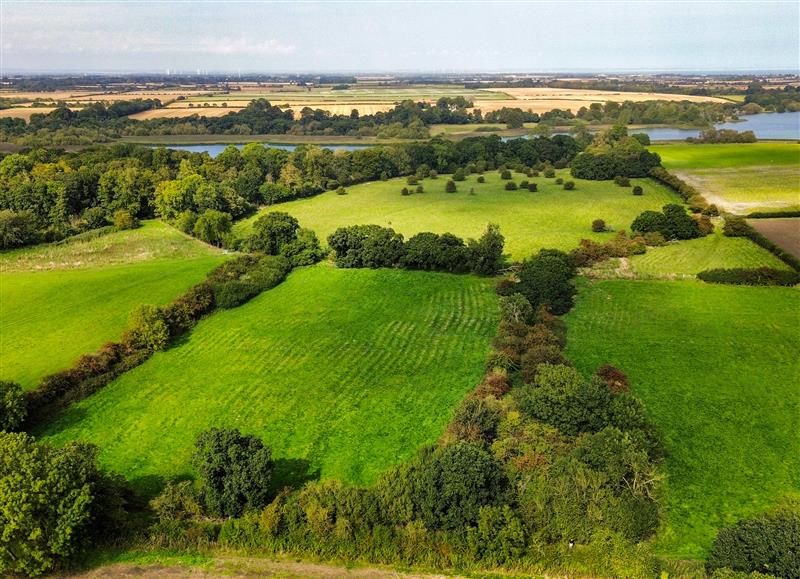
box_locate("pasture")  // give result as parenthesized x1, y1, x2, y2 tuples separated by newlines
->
(0, 222, 226, 390)
(235, 170, 681, 259)
(654, 142, 800, 213)
(565, 279, 800, 559)
(40, 265, 498, 493)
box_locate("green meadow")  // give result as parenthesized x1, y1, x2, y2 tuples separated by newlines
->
(40, 266, 498, 494)
(0, 222, 226, 390)
(235, 170, 680, 260)
(565, 279, 800, 559)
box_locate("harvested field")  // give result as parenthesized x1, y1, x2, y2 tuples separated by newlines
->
(0, 107, 60, 119)
(484, 87, 729, 103)
(748, 218, 800, 258)
(128, 107, 237, 120)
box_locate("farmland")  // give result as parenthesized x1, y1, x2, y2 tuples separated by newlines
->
(654, 142, 800, 213)
(565, 279, 800, 559)
(749, 217, 800, 258)
(39, 265, 498, 493)
(235, 170, 681, 259)
(0, 222, 226, 390)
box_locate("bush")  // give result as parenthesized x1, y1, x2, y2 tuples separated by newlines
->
(401, 187, 411, 196)
(528, 182, 538, 192)
(595, 365, 631, 394)
(336, 187, 347, 195)
(722, 215, 751, 237)
(498, 294, 534, 325)
(520, 346, 570, 384)
(517, 249, 577, 315)
(193, 209, 232, 247)
(415, 185, 424, 194)
(543, 168, 556, 178)
(328, 224, 405, 269)
(447, 397, 500, 443)
(500, 169, 512, 180)
(614, 175, 631, 187)
(0, 381, 26, 431)
(445, 180, 457, 193)
(175, 210, 198, 234)
(563, 180, 575, 190)
(504, 181, 518, 191)
(406, 175, 418, 186)
(122, 304, 169, 352)
(476, 175, 485, 183)
(81, 206, 108, 230)
(632, 185, 643, 195)
(592, 219, 607, 233)
(453, 168, 466, 181)
(555, 177, 564, 185)
(112, 209, 137, 230)
(0, 210, 39, 249)
(429, 169, 438, 179)
(401, 231, 470, 273)
(150, 480, 202, 523)
(697, 267, 800, 286)
(192, 428, 274, 518)
(632, 204, 700, 240)
(694, 214, 714, 236)
(707, 508, 800, 578)
(519, 180, 529, 189)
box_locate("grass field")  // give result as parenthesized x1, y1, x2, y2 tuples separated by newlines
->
(235, 170, 681, 260)
(0, 222, 226, 390)
(623, 226, 791, 278)
(654, 143, 800, 213)
(39, 266, 498, 494)
(565, 279, 800, 559)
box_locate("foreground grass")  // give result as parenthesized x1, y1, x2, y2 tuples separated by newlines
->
(653, 142, 800, 212)
(565, 279, 800, 559)
(236, 170, 680, 260)
(0, 222, 226, 389)
(41, 265, 498, 494)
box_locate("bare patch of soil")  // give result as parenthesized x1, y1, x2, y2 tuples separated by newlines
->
(748, 218, 800, 258)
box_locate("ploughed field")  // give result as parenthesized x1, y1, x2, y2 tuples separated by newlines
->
(565, 279, 800, 560)
(39, 266, 498, 494)
(0, 221, 227, 390)
(236, 170, 681, 260)
(653, 142, 800, 213)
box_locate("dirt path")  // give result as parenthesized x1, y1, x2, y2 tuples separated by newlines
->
(63, 556, 465, 579)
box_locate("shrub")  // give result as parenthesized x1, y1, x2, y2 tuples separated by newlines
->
(192, 428, 274, 518)
(122, 305, 169, 352)
(504, 181, 518, 191)
(328, 224, 405, 268)
(448, 397, 500, 443)
(614, 175, 631, 187)
(81, 206, 108, 230)
(401, 231, 470, 273)
(445, 180, 457, 193)
(406, 175, 418, 186)
(632, 185, 643, 195)
(0, 210, 38, 249)
(474, 371, 510, 398)
(415, 185, 424, 194)
(112, 209, 137, 230)
(517, 249, 577, 315)
(592, 219, 607, 233)
(279, 228, 324, 267)
(519, 180, 529, 189)
(543, 168, 556, 178)
(175, 210, 198, 234)
(500, 169, 512, 180)
(468, 223, 505, 275)
(528, 183, 538, 192)
(632, 204, 700, 240)
(468, 505, 526, 565)
(555, 177, 564, 185)
(401, 187, 411, 196)
(595, 365, 631, 394)
(707, 507, 800, 578)
(476, 175, 485, 183)
(697, 267, 800, 286)
(336, 186, 347, 195)
(453, 168, 466, 181)
(193, 209, 232, 247)
(722, 215, 750, 237)
(0, 381, 26, 431)
(498, 293, 534, 325)
(694, 214, 714, 236)
(563, 180, 575, 190)
(150, 480, 202, 523)
(429, 169, 438, 179)
(520, 346, 570, 384)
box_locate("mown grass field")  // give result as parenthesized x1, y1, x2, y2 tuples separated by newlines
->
(654, 142, 800, 213)
(40, 266, 498, 494)
(625, 226, 791, 278)
(236, 170, 681, 260)
(565, 279, 800, 559)
(1, 222, 226, 390)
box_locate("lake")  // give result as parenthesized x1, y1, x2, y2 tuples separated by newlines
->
(154, 142, 372, 156)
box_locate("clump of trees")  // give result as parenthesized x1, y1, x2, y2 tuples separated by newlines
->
(516, 249, 577, 315)
(570, 126, 661, 180)
(328, 223, 505, 276)
(631, 204, 703, 240)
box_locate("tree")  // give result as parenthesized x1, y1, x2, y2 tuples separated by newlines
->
(112, 209, 137, 230)
(247, 211, 299, 254)
(445, 180, 457, 193)
(469, 223, 505, 275)
(122, 304, 169, 352)
(498, 293, 534, 325)
(592, 219, 607, 232)
(452, 168, 466, 181)
(0, 381, 26, 431)
(0, 210, 38, 249)
(517, 249, 576, 315)
(192, 428, 274, 518)
(631, 210, 668, 237)
(0, 434, 100, 576)
(193, 209, 232, 247)
(448, 397, 500, 443)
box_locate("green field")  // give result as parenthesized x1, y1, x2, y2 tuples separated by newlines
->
(0, 222, 226, 390)
(40, 266, 498, 493)
(625, 226, 791, 278)
(654, 142, 800, 213)
(236, 170, 681, 260)
(565, 279, 800, 559)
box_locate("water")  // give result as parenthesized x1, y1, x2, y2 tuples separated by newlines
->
(154, 142, 371, 156)
(631, 111, 800, 141)
(154, 112, 800, 155)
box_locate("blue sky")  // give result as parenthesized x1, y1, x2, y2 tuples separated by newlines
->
(2, 1, 798, 73)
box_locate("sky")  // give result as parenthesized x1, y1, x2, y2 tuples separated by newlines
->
(1, 1, 798, 74)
